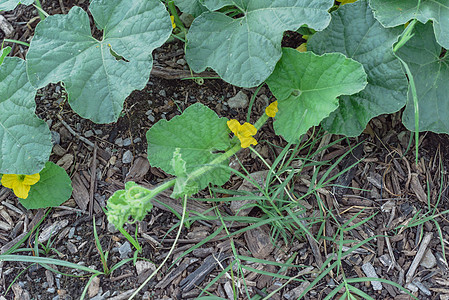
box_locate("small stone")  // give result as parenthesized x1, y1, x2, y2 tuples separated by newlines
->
(145, 109, 153, 115)
(135, 260, 156, 275)
(148, 115, 155, 122)
(361, 262, 382, 291)
(118, 241, 132, 259)
(109, 156, 117, 166)
(115, 137, 124, 147)
(88, 276, 101, 298)
(122, 150, 133, 164)
(68, 227, 75, 239)
(51, 131, 61, 145)
(47, 287, 55, 293)
(66, 241, 78, 254)
(159, 89, 166, 97)
(123, 138, 132, 147)
(227, 91, 248, 109)
(176, 58, 186, 66)
(133, 137, 142, 143)
(84, 130, 94, 138)
(420, 249, 437, 269)
(94, 129, 103, 135)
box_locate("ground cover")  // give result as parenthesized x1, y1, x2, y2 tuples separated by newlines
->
(1, 1, 449, 300)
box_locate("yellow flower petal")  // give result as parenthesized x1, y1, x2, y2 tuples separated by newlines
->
(13, 182, 30, 199)
(1, 174, 19, 189)
(22, 173, 40, 185)
(240, 136, 257, 148)
(296, 43, 307, 53)
(170, 15, 176, 29)
(239, 122, 257, 137)
(227, 119, 240, 135)
(337, 0, 358, 5)
(265, 101, 278, 118)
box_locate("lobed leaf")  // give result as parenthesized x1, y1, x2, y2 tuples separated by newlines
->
(265, 48, 367, 143)
(369, 0, 449, 48)
(26, 0, 172, 124)
(0, 56, 51, 174)
(308, 0, 408, 136)
(396, 22, 449, 133)
(147, 103, 231, 190)
(22, 162, 72, 209)
(185, 0, 334, 87)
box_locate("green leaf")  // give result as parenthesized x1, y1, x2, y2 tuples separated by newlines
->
(0, 47, 11, 65)
(0, 57, 51, 174)
(396, 22, 449, 133)
(203, 0, 234, 10)
(308, 0, 408, 136)
(21, 162, 72, 209)
(185, 0, 334, 87)
(174, 0, 208, 17)
(147, 103, 231, 190)
(171, 148, 199, 198)
(0, 0, 33, 11)
(369, 0, 449, 48)
(26, 0, 172, 124)
(265, 48, 367, 143)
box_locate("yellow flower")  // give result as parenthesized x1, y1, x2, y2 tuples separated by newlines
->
(170, 15, 176, 29)
(227, 119, 257, 148)
(265, 101, 278, 118)
(1, 173, 40, 199)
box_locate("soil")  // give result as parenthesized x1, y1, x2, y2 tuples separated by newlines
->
(1, 2, 449, 300)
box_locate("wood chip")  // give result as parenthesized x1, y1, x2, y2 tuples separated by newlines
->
(405, 232, 433, 283)
(72, 173, 89, 211)
(244, 224, 274, 259)
(38, 219, 69, 243)
(230, 170, 268, 216)
(410, 173, 427, 203)
(125, 156, 150, 182)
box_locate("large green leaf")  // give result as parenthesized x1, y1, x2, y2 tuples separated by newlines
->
(0, 56, 51, 175)
(26, 0, 172, 124)
(21, 162, 72, 209)
(185, 0, 334, 88)
(174, 0, 208, 17)
(147, 103, 231, 190)
(0, 0, 33, 11)
(397, 22, 449, 133)
(369, 0, 449, 48)
(308, 0, 408, 136)
(265, 48, 367, 143)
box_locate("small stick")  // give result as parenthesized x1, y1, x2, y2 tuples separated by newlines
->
(58, 0, 66, 14)
(405, 232, 433, 283)
(89, 142, 97, 216)
(56, 114, 94, 148)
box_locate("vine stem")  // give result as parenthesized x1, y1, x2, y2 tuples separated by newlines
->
(129, 194, 188, 299)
